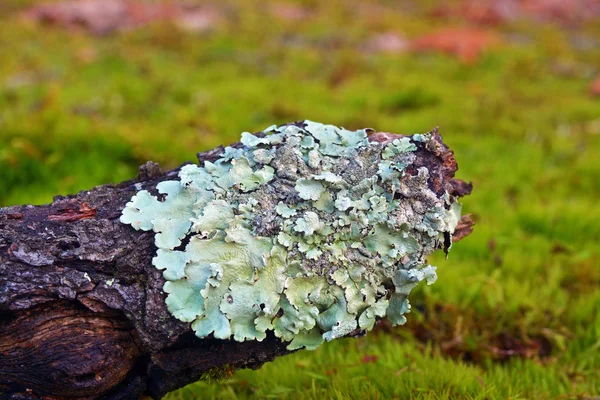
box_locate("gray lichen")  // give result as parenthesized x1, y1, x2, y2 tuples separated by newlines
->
(120, 121, 462, 350)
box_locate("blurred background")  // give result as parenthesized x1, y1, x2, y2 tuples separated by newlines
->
(1, 0, 599, 398)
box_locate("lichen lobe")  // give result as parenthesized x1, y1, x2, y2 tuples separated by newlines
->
(120, 120, 463, 350)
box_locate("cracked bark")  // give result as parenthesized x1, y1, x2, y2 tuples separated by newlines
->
(0, 128, 473, 399)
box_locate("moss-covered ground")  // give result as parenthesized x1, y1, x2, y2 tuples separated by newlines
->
(1, 1, 598, 398)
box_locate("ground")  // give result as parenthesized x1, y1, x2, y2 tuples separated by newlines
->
(0, 0, 598, 399)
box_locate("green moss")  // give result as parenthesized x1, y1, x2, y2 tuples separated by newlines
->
(197, 364, 235, 384)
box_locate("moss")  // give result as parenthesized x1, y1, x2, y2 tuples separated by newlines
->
(197, 364, 235, 384)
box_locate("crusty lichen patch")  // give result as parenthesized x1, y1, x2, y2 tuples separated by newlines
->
(120, 121, 462, 350)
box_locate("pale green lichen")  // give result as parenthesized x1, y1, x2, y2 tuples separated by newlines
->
(120, 120, 463, 350)
(295, 178, 325, 201)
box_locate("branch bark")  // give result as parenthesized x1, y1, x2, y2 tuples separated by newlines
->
(0, 128, 473, 399)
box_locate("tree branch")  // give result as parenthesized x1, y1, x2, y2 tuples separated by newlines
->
(0, 124, 473, 399)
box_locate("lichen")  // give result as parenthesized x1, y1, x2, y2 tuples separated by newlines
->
(120, 120, 463, 350)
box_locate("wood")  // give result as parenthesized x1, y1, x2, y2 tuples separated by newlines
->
(0, 128, 473, 399)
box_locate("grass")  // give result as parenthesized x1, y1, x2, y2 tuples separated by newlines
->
(1, 1, 599, 398)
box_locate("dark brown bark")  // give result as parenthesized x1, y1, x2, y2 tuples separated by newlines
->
(0, 128, 473, 400)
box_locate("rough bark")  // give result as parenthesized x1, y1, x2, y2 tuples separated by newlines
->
(0, 128, 473, 400)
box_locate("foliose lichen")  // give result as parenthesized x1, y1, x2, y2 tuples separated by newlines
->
(120, 120, 462, 350)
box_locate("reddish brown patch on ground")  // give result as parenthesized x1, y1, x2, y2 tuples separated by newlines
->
(590, 76, 600, 97)
(24, 0, 220, 35)
(363, 33, 410, 54)
(520, 0, 600, 25)
(269, 3, 311, 21)
(432, 0, 600, 27)
(411, 28, 501, 64)
(175, 7, 221, 33)
(432, 1, 519, 26)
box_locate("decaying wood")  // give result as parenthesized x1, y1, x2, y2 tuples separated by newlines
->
(0, 129, 473, 399)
